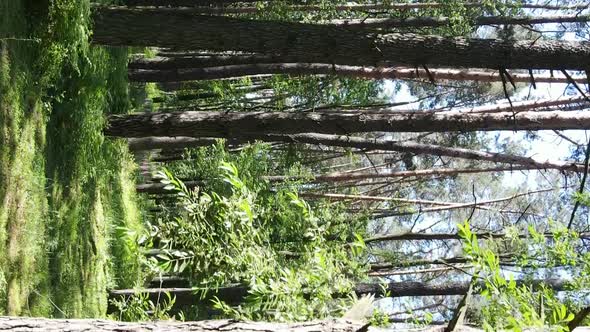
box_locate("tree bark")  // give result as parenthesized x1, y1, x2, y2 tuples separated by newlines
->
(125, 0, 260, 7)
(108, 278, 569, 308)
(124, 2, 590, 13)
(302, 187, 552, 205)
(106, 110, 590, 139)
(115, 134, 586, 175)
(128, 62, 589, 84)
(125, 1, 590, 11)
(365, 231, 590, 243)
(266, 166, 539, 183)
(0, 317, 368, 332)
(332, 15, 590, 30)
(370, 256, 509, 270)
(310, 188, 554, 217)
(125, 133, 585, 178)
(252, 134, 586, 173)
(128, 55, 300, 70)
(134, 167, 553, 195)
(92, 7, 590, 70)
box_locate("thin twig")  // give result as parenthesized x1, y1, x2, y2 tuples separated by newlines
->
(567, 136, 590, 229)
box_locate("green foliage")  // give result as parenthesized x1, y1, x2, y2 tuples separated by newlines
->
(149, 144, 368, 321)
(267, 75, 384, 110)
(458, 221, 576, 331)
(109, 292, 177, 322)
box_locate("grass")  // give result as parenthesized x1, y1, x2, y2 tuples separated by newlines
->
(0, 0, 145, 317)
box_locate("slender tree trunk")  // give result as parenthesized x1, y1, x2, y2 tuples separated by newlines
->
(128, 62, 589, 83)
(92, 7, 590, 70)
(250, 134, 586, 173)
(365, 231, 590, 243)
(0, 317, 368, 332)
(133, 166, 536, 194)
(307, 188, 554, 217)
(266, 166, 538, 183)
(134, 166, 543, 194)
(370, 256, 508, 270)
(108, 278, 569, 307)
(303, 187, 553, 206)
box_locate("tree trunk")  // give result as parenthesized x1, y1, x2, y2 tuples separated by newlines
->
(249, 133, 586, 173)
(0, 317, 367, 332)
(125, 0, 260, 7)
(106, 109, 590, 139)
(365, 231, 590, 243)
(332, 15, 590, 30)
(136, 165, 556, 195)
(370, 256, 504, 270)
(128, 55, 299, 70)
(308, 187, 554, 217)
(128, 62, 589, 83)
(266, 166, 540, 183)
(109, 124, 586, 175)
(108, 278, 569, 308)
(304, 187, 552, 204)
(92, 7, 590, 70)
(125, 2, 590, 13)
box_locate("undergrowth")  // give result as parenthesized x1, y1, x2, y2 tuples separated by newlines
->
(0, 0, 145, 317)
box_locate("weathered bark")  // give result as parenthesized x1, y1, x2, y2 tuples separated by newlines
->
(136, 166, 524, 193)
(106, 110, 590, 138)
(332, 15, 590, 30)
(125, 0, 260, 7)
(436, 96, 588, 114)
(311, 188, 554, 217)
(92, 7, 590, 70)
(132, 166, 535, 195)
(267, 166, 538, 183)
(109, 278, 570, 308)
(370, 256, 509, 270)
(113, 131, 587, 173)
(125, 1, 590, 11)
(128, 62, 589, 83)
(0, 317, 367, 332)
(263, 134, 586, 172)
(365, 231, 590, 243)
(303, 187, 552, 206)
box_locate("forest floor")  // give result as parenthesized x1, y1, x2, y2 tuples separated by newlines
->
(0, 0, 145, 317)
